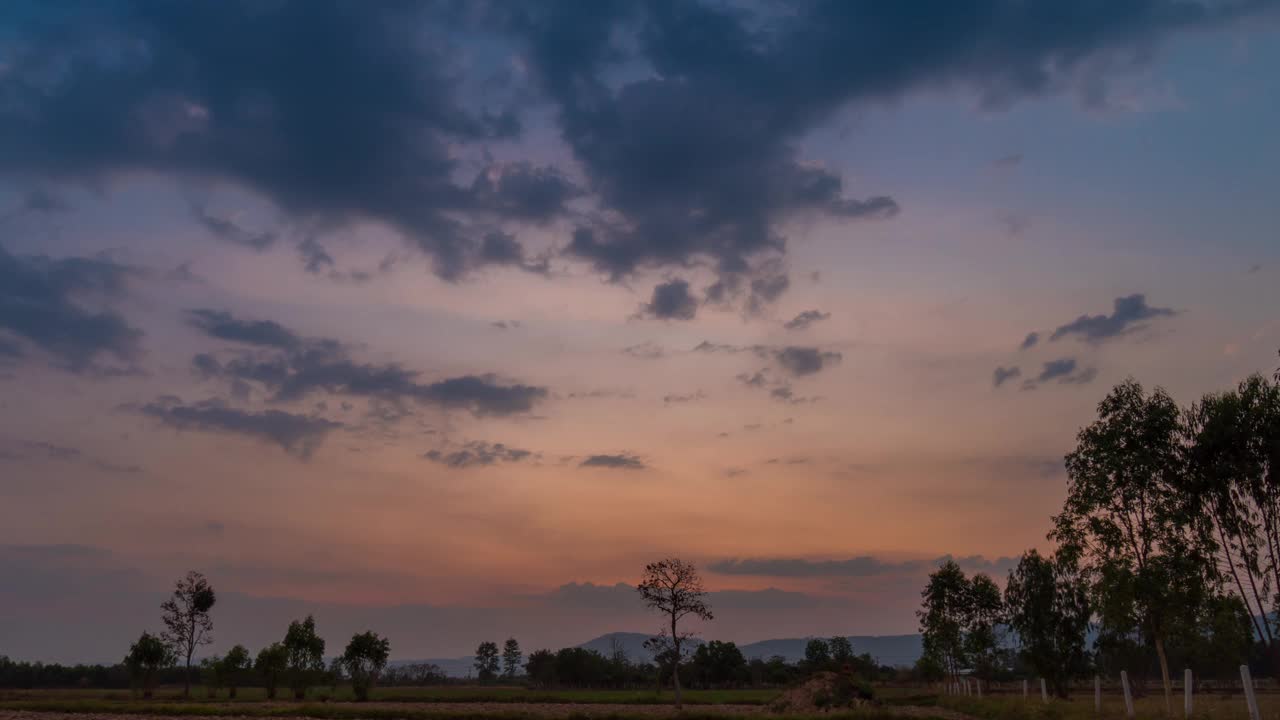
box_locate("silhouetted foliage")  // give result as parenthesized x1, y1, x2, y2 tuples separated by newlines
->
(501, 638, 522, 680)
(160, 570, 216, 698)
(474, 641, 500, 682)
(341, 631, 390, 701)
(283, 615, 326, 699)
(124, 631, 172, 699)
(255, 643, 287, 699)
(637, 557, 713, 708)
(221, 644, 251, 699)
(1004, 549, 1091, 697)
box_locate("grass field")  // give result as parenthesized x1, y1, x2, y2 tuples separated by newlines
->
(0, 686, 779, 706)
(939, 690, 1280, 720)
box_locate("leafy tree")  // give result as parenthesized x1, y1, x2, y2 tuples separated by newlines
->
(1004, 549, 1092, 697)
(964, 573, 1006, 684)
(1051, 379, 1203, 713)
(255, 643, 287, 699)
(283, 616, 325, 699)
(502, 638, 522, 680)
(474, 641, 500, 682)
(124, 631, 172, 699)
(828, 636, 854, 667)
(525, 649, 556, 687)
(918, 560, 969, 686)
(695, 640, 747, 687)
(160, 570, 216, 698)
(221, 645, 251, 699)
(341, 631, 390, 701)
(637, 557, 714, 709)
(1182, 374, 1280, 671)
(804, 638, 831, 671)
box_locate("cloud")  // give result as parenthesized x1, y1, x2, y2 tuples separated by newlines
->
(1050, 294, 1176, 343)
(621, 342, 666, 359)
(710, 553, 1018, 579)
(639, 279, 698, 321)
(1019, 332, 1040, 350)
(186, 309, 301, 349)
(135, 398, 341, 458)
(190, 311, 548, 416)
(776, 346, 841, 377)
(579, 453, 646, 470)
(992, 366, 1021, 388)
(784, 310, 831, 331)
(0, 244, 143, 373)
(189, 202, 278, 250)
(424, 441, 536, 469)
(1025, 357, 1098, 388)
(663, 390, 706, 405)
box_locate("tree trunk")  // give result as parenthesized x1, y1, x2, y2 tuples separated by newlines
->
(184, 649, 193, 698)
(1154, 634, 1173, 716)
(673, 664, 683, 709)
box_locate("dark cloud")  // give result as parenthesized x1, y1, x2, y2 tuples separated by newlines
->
(135, 397, 340, 459)
(0, 2, 544, 281)
(424, 441, 535, 469)
(775, 347, 842, 377)
(470, 162, 580, 223)
(621, 341, 666, 360)
(1050, 293, 1176, 343)
(784, 310, 831, 331)
(186, 309, 301, 349)
(1019, 332, 1040, 350)
(710, 553, 1017, 578)
(1028, 357, 1098, 387)
(490, 320, 522, 330)
(992, 366, 1021, 388)
(0, 244, 143, 373)
(579, 453, 646, 470)
(190, 311, 548, 416)
(189, 202, 278, 250)
(639, 279, 698, 321)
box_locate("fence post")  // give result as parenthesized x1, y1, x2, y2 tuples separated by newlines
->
(1095, 675, 1102, 713)
(1184, 668, 1192, 717)
(1121, 670, 1135, 718)
(1023, 679, 1029, 699)
(1041, 678, 1049, 703)
(977, 678, 982, 698)
(1241, 665, 1260, 720)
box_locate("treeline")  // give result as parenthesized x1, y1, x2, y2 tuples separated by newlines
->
(920, 362, 1280, 709)
(520, 637, 899, 689)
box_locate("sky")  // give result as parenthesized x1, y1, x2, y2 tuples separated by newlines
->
(1, 0, 1279, 664)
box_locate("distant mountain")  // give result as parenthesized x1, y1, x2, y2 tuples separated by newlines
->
(395, 631, 924, 678)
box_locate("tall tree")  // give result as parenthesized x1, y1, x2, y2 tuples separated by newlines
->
(828, 636, 854, 667)
(502, 638, 522, 680)
(1004, 549, 1092, 698)
(221, 645, 251, 699)
(1051, 379, 1202, 713)
(255, 643, 288, 700)
(637, 557, 714, 709)
(341, 631, 390, 701)
(918, 560, 969, 687)
(283, 615, 326, 700)
(964, 573, 1006, 684)
(1182, 374, 1280, 671)
(474, 641, 500, 682)
(124, 631, 172, 699)
(160, 570, 216, 698)
(804, 638, 831, 670)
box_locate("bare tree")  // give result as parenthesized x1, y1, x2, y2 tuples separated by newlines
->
(160, 570, 216, 698)
(637, 558, 713, 709)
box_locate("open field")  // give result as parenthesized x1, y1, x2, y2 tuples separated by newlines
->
(940, 691, 1280, 720)
(0, 688, 779, 706)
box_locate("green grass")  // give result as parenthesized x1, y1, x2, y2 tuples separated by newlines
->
(0, 686, 779, 706)
(938, 690, 1276, 720)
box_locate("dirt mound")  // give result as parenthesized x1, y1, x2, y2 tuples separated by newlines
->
(769, 672, 873, 714)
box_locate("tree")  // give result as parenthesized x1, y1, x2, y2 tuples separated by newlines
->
(341, 631, 390, 701)
(1004, 549, 1092, 698)
(255, 643, 288, 699)
(636, 557, 714, 709)
(502, 638, 522, 680)
(283, 615, 326, 699)
(964, 573, 1006, 684)
(828, 636, 854, 667)
(804, 638, 831, 671)
(221, 645, 251, 699)
(200, 655, 222, 698)
(160, 570, 216, 698)
(918, 560, 969, 687)
(1051, 379, 1202, 713)
(1182, 374, 1280, 672)
(525, 649, 556, 687)
(474, 641, 500, 682)
(690, 640, 747, 687)
(124, 631, 172, 699)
